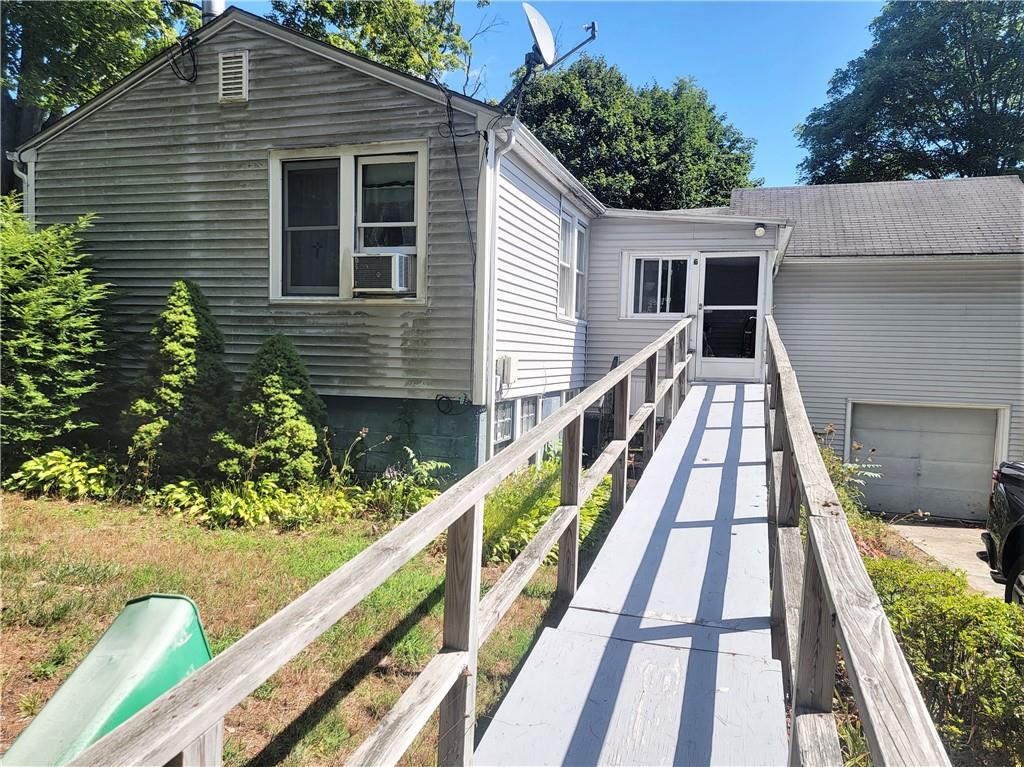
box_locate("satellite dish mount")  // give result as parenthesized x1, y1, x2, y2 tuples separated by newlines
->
(499, 2, 598, 113)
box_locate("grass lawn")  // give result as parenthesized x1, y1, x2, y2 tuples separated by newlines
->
(0, 493, 565, 766)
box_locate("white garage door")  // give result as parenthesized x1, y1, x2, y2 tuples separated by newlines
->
(850, 403, 998, 521)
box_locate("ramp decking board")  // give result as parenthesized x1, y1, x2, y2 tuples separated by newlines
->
(476, 384, 787, 766)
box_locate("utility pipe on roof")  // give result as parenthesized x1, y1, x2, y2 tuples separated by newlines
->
(482, 119, 520, 459)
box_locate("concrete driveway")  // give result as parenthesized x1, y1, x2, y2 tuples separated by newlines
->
(894, 521, 1004, 599)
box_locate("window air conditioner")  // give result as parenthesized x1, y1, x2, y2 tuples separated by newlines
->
(353, 253, 412, 294)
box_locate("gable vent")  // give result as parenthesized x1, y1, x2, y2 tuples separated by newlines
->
(219, 51, 248, 103)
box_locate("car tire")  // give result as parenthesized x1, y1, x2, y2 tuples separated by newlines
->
(1007, 554, 1024, 607)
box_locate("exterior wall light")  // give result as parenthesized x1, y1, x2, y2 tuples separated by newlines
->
(754, 223, 767, 237)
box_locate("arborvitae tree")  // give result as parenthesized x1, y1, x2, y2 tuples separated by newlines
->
(0, 195, 110, 465)
(122, 280, 231, 481)
(214, 334, 328, 488)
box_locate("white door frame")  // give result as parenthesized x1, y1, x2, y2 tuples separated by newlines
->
(695, 251, 766, 381)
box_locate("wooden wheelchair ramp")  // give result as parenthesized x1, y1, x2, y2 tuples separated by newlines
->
(475, 383, 787, 766)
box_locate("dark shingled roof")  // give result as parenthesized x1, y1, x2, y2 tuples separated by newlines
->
(729, 176, 1024, 258)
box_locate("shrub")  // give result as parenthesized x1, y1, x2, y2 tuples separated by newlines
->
(4, 449, 115, 500)
(214, 335, 328, 488)
(0, 196, 110, 465)
(122, 280, 232, 483)
(484, 459, 613, 565)
(149, 477, 354, 530)
(866, 557, 1024, 763)
(356, 448, 449, 522)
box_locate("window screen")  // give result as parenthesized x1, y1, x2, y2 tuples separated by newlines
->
(632, 258, 686, 314)
(283, 159, 340, 295)
(574, 226, 587, 319)
(557, 217, 573, 317)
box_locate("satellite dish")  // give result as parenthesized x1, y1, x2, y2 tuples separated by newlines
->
(523, 3, 556, 68)
(497, 3, 597, 113)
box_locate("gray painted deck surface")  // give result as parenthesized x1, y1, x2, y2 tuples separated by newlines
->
(476, 384, 786, 766)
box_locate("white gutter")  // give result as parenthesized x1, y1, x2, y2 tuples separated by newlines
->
(481, 120, 520, 460)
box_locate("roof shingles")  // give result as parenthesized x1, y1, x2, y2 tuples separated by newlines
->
(729, 176, 1024, 258)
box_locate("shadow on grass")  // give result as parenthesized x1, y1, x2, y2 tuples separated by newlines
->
(244, 581, 445, 767)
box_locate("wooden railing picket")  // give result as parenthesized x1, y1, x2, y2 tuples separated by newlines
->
(66, 317, 694, 767)
(610, 375, 631, 520)
(438, 500, 484, 766)
(556, 414, 583, 600)
(663, 336, 677, 428)
(642, 352, 658, 472)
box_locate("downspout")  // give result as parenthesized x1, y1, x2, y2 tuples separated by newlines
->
(482, 120, 520, 460)
(6, 148, 35, 224)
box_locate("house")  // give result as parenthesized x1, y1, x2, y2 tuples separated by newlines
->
(11, 8, 1022, 520)
(586, 178, 1024, 521)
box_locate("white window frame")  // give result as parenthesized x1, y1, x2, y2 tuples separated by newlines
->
(494, 400, 515, 450)
(268, 141, 428, 304)
(356, 154, 419, 256)
(621, 250, 696, 319)
(557, 207, 588, 322)
(519, 395, 539, 435)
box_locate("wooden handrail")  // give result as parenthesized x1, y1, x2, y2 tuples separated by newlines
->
(69, 317, 694, 767)
(764, 316, 950, 767)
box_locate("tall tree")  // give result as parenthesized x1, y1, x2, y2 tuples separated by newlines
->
(266, 0, 475, 82)
(1, 1, 198, 193)
(798, 1, 1024, 183)
(517, 56, 758, 209)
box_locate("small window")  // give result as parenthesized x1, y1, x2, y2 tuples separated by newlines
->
(357, 156, 417, 254)
(557, 216, 574, 317)
(520, 397, 538, 435)
(574, 225, 587, 319)
(631, 257, 687, 315)
(494, 400, 514, 452)
(219, 51, 248, 103)
(282, 159, 340, 296)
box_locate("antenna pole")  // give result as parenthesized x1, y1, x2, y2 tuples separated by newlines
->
(547, 22, 598, 70)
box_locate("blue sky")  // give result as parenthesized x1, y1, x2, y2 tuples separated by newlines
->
(237, 1, 883, 186)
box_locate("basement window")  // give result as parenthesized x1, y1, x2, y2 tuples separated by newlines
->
(494, 400, 514, 452)
(218, 51, 248, 103)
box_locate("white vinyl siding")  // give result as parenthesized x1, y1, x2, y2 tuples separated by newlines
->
(493, 158, 587, 400)
(585, 215, 777, 408)
(772, 258, 1024, 463)
(32, 23, 479, 399)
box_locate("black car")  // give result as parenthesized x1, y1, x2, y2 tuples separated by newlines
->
(984, 461, 1024, 606)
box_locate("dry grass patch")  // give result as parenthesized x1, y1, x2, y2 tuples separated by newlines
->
(1, 494, 565, 765)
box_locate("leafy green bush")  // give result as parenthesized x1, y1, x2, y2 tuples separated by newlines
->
(4, 449, 115, 500)
(356, 447, 449, 521)
(149, 477, 353, 530)
(484, 459, 613, 565)
(214, 335, 327, 488)
(122, 280, 232, 483)
(0, 196, 110, 465)
(866, 557, 1024, 763)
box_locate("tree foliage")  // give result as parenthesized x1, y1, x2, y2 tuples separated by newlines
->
(0, 196, 110, 464)
(266, 0, 472, 81)
(517, 55, 758, 209)
(798, 1, 1024, 183)
(1, 0, 198, 192)
(122, 280, 232, 482)
(214, 334, 329, 488)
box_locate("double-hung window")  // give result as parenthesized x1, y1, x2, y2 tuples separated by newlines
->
(270, 142, 427, 301)
(557, 211, 588, 319)
(629, 255, 688, 316)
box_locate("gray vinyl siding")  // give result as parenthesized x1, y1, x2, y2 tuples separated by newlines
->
(772, 258, 1024, 460)
(31, 20, 479, 399)
(585, 215, 775, 404)
(493, 158, 586, 399)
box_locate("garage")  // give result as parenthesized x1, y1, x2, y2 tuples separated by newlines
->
(849, 403, 1000, 521)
